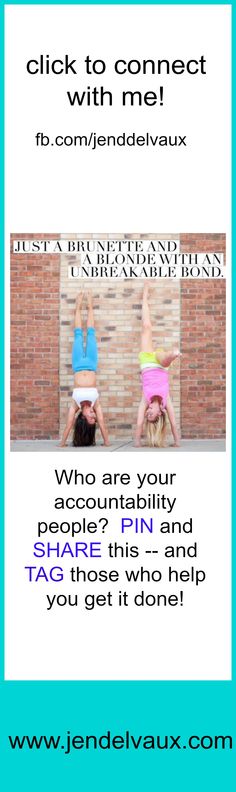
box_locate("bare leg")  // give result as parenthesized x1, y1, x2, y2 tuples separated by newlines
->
(141, 284, 153, 352)
(86, 292, 95, 328)
(157, 348, 181, 368)
(74, 291, 84, 329)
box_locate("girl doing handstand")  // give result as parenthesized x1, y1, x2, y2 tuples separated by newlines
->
(135, 285, 181, 448)
(60, 292, 109, 447)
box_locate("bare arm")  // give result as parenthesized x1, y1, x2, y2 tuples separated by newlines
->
(94, 400, 110, 446)
(166, 395, 180, 447)
(135, 396, 147, 447)
(60, 401, 79, 447)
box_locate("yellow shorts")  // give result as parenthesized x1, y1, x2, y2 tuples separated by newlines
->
(139, 348, 165, 370)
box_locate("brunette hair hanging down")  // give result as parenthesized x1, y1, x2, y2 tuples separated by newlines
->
(73, 413, 96, 447)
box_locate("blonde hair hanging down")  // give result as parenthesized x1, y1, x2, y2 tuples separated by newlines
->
(146, 412, 167, 448)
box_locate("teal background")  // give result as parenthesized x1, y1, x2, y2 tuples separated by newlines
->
(1, 1, 234, 789)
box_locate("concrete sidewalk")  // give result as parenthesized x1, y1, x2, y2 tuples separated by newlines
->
(11, 439, 226, 452)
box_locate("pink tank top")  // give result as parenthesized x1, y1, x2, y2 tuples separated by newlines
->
(141, 367, 169, 407)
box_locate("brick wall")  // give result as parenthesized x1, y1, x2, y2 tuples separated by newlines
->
(11, 235, 60, 438)
(180, 234, 226, 438)
(180, 233, 226, 258)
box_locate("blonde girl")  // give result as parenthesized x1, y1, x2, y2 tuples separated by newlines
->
(135, 284, 181, 448)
